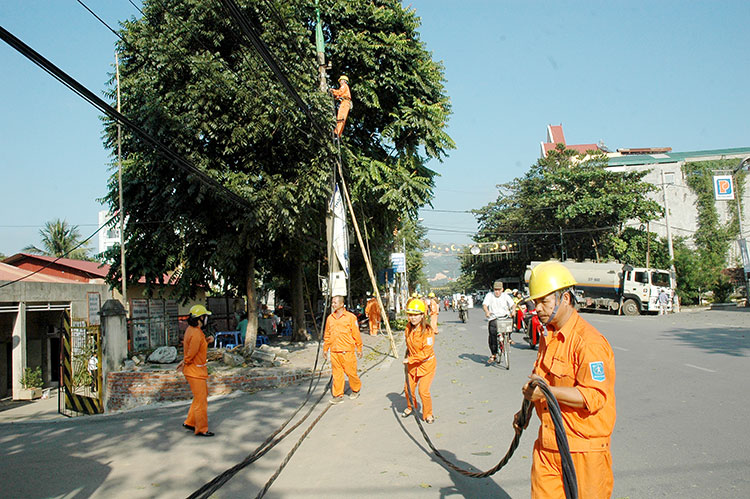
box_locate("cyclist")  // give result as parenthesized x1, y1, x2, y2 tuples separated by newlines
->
(482, 281, 516, 364)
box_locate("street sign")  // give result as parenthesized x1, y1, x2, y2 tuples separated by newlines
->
(713, 175, 734, 200)
(390, 252, 406, 273)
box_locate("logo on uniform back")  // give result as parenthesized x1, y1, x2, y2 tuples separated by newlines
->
(590, 361, 605, 382)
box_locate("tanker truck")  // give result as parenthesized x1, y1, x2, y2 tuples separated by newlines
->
(525, 261, 675, 316)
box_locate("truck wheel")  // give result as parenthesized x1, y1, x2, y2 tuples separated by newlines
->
(622, 299, 639, 316)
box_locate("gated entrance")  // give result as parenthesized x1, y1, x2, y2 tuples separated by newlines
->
(58, 312, 102, 416)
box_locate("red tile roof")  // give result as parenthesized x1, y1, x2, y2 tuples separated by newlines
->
(547, 125, 566, 144)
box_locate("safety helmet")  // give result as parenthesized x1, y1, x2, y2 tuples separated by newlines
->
(428, 292, 435, 298)
(528, 262, 577, 301)
(339, 75, 349, 82)
(405, 298, 427, 315)
(189, 304, 212, 318)
(411, 292, 418, 298)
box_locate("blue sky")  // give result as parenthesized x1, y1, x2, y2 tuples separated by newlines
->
(1, 1, 749, 256)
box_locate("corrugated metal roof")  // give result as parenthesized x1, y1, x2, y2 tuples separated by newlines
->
(0, 262, 80, 283)
(607, 147, 750, 166)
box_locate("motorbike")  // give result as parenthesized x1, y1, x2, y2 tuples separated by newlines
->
(523, 307, 543, 349)
(458, 307, 467, 323)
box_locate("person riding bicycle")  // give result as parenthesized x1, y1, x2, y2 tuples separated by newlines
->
(482, 281, 516, 364)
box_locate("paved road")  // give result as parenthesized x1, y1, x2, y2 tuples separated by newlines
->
(1, 307, 748, 498)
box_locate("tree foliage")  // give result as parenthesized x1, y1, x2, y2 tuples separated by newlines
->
(101, 0, 452, 340)
(464, 146, 663, 289)
(23, 219, 92, 260)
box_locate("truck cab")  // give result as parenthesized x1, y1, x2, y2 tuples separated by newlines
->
(621, 266, 674, 315)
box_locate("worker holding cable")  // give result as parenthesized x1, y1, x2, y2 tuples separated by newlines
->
(401, 298, 437, 424)
(515, 262, 616, 498)
(323, 295, 363, 404)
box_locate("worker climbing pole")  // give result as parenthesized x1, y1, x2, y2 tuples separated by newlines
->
(331, 75, 352, 137)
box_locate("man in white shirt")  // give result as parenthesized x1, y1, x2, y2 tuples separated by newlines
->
(483, 280, 516, 363)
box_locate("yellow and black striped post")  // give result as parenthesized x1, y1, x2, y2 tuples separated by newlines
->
(61, 313, 103, 415)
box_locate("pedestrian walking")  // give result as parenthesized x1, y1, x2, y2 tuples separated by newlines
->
(365, 292, 381, 336)
(427, 292, 440, 334)
(401, 298, 437, 423)
(658, 288, 669, 315)
(323, 295, 363, 404)
(482, 280, 516, 363)
(177, 305, 215, 437)
(515, 261, 616, 498)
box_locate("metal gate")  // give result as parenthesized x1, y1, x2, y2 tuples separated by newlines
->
(58, 312, 103, 416)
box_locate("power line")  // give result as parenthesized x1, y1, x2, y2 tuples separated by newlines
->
(0, 24, 253, 212)
(75, 0, 126, 42)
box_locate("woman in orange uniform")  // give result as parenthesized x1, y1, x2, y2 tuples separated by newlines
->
(401, 298, 437, 423)
(177, 305, 215, 437)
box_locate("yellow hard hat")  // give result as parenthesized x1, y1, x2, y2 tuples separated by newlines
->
(428, 292, 435, 298)
(339, 75, 349, 82)
(528, 262, 577, 301)
(411, 292, 418, 298)
(405, 298, 427, 315)
(189, 304, 212, 318)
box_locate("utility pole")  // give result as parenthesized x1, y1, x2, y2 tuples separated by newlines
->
(646, 221, 651, 268)
(115, 52, 127, 310)
(732, 157, 750, 305)
(315, 1, 327, 92)
(661, 169, 676, 277)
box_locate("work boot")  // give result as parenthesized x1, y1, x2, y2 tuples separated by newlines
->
(329, 396, 344, 405)
(349, 391, 360, 400)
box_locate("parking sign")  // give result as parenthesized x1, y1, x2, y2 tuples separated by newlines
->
(713, 175, 734, 200)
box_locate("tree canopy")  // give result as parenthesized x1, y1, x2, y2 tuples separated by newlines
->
(101, 0, 453, 340)
(464, 146, 663, 288)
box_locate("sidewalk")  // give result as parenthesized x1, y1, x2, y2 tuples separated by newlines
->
(0, 389, 64, 423)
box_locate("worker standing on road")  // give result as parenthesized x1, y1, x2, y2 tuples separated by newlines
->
(331, 75, 352, 137)
(427, 292, 440, 334)
(482, 280, 516, 363)
(177, 305, 215, 437)
(401, 298, 437, 423)
(365, 291, 381, 336)
(323, 295, 363, 404)
(515, 261, 617, 498)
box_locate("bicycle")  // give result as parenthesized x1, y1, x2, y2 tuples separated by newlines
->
(488, 315, 511, 370)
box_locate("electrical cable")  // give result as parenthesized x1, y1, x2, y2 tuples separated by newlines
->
(0, 214, 117, 289)
(403, 370, 578, 498)
(0, 25, 252, 212)
(74, 0, 126, 42)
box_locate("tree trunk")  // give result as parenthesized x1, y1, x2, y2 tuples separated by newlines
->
(291, 260, 307, 342)
(243, 254, 258, 353)
(592, 237, 600, 262)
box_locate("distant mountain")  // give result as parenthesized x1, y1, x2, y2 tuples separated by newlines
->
(422, 251, 461, 286)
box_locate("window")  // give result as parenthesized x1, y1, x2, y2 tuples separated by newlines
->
(652, 272, 670, 287)
(664, 172, 675, 185)
(634, 271, 648, 284)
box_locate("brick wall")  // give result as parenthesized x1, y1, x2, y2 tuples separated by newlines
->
(105, 368, 331, 412)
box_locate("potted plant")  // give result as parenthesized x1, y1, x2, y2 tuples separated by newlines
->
(19, 366, 43, 400)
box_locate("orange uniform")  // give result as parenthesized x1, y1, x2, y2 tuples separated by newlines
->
(324, 309, 363, 397)
(531, 310, 616, 499)
(404, 322, 437, 421)
(183, 325, 210, 434)
(365, 297, 381, 336)
(428, 298, 440, 334)
(331, 81, 352, 137)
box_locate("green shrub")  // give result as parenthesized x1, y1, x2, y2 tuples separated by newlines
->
(22, 366, 43, 389)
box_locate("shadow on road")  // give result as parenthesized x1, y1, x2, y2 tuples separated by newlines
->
(385, 392, 511, 498)
(662, 325, 749, 356)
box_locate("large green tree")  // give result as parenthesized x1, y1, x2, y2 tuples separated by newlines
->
(102, 0, 452, 345)
(464, 146, 662, 289)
